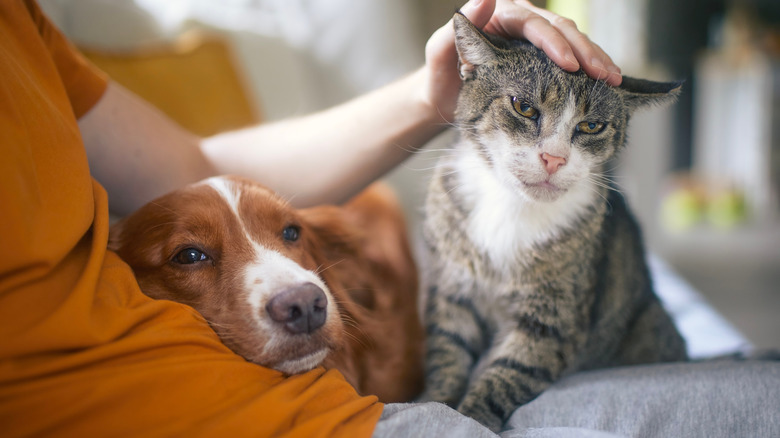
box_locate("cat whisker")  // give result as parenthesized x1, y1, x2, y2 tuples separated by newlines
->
(406, 159, 477, 173)
(586, 54, 613, 107)
(391, 143, 424, 154)
(416, 147, 458, 154)
(439, 119, 478, 130)
(587, 80, 608, 108)
(586, 175, 624, 197)
(442, 178, 473, 197)
(399, 153, 467, 173)
(582, 180, 612, 206)
(402, 163, 450, 173)
(593, 175, 620, 188)
(438, 163, 489, 180)
(590, 167, 625, 184)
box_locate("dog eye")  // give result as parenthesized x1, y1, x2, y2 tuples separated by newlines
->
(282, 226, 300, 242)
(173, 248, 210, 264)
(511, 97, 539, 120)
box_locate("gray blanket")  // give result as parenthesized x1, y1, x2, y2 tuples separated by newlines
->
(373, 360, 780, 438)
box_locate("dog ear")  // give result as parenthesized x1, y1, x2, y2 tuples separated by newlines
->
(300, 206, 363, 261)
(107, 218, 127, 253)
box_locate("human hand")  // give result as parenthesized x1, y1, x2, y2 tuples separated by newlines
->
(423, 0, 622, 122)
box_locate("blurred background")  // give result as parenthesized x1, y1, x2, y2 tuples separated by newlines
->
(39, 0, 778, 351)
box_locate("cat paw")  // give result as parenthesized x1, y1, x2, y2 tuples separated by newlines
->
(457, 397, 504, 432)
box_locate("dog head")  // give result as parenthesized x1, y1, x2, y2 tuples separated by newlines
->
(109, 176, 347, 374)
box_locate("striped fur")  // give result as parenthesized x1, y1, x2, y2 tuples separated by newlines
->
(420, 14, 687, 431)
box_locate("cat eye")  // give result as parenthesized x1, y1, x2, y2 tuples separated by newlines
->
(173, 247, 210, 264)
(576, 121, 606, 134)
(511, 97, 539, 120)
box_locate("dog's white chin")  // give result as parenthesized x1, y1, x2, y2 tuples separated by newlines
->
(274, 348, 330, 375)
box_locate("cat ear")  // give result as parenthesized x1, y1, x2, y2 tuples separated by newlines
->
(618, 77, 683, 113)
(453, 12, 499, 80)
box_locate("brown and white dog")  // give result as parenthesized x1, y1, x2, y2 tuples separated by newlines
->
(108, 176, 423, 402)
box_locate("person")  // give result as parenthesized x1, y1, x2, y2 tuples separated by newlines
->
(0, 0, 619, 436)
(82, 0, 623, 215)
(4, 0, 777, 437)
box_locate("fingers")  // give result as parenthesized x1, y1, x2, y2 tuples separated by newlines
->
(539, 11, 623, 86)
(490, 0, 622, 86)
(460, 0, 497, 29)
(511, 11, 581, 71)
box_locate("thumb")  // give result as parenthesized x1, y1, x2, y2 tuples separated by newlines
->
(425, 0, 496, 61)
(459, 0, 496, 29)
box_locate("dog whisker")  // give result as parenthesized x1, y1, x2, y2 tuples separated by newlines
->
(313, 259, 346, 276)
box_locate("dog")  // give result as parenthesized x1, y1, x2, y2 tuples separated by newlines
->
(108, 175, 424, 402)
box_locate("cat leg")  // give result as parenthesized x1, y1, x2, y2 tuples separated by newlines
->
(420, 288, 489, 406)
(614, 298, 688, 364)
(457, 326, 572, 432)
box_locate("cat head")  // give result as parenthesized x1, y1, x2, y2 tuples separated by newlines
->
(452, 13, 680, 203)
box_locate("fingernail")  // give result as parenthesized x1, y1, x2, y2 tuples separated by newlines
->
(591, 57, 606, 72)
(564, 52, 579, 69)
(607, 65, 622, 84)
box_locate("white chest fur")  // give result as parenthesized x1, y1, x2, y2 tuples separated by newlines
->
(451, 144, 598, 277)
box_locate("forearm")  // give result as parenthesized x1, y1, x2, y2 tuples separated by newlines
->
(79, 82, 216, 216)
(202, 68, 443, 206)
(82, 69, 443, 214)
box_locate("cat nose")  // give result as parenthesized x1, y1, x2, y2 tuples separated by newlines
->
(266, 283, 328, 334)
(540, 152, 567, 175)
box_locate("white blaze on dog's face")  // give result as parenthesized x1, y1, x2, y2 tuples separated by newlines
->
(108, 176, 344, 374)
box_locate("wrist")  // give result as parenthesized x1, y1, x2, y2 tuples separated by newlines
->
(408, 67, 452, 130)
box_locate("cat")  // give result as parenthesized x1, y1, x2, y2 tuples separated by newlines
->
(419, 13, 688, 431)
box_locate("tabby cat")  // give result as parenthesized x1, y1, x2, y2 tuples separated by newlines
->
(420, 13, 688, 431)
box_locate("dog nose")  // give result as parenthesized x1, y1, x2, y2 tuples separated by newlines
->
(265, 283, 328, 335)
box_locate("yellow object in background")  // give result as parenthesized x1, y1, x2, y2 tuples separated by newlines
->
(661, 187, 706, 232)
(81, 31, 261, 137)
(660, 174, 749, 232)
(707, 188, 748, 230)
(548, 0, 590, 34)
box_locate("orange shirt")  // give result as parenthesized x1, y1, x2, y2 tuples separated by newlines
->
(0, 1, 382, 436)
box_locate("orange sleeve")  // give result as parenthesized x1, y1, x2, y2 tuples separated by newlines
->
(23, 0, 108, 118)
